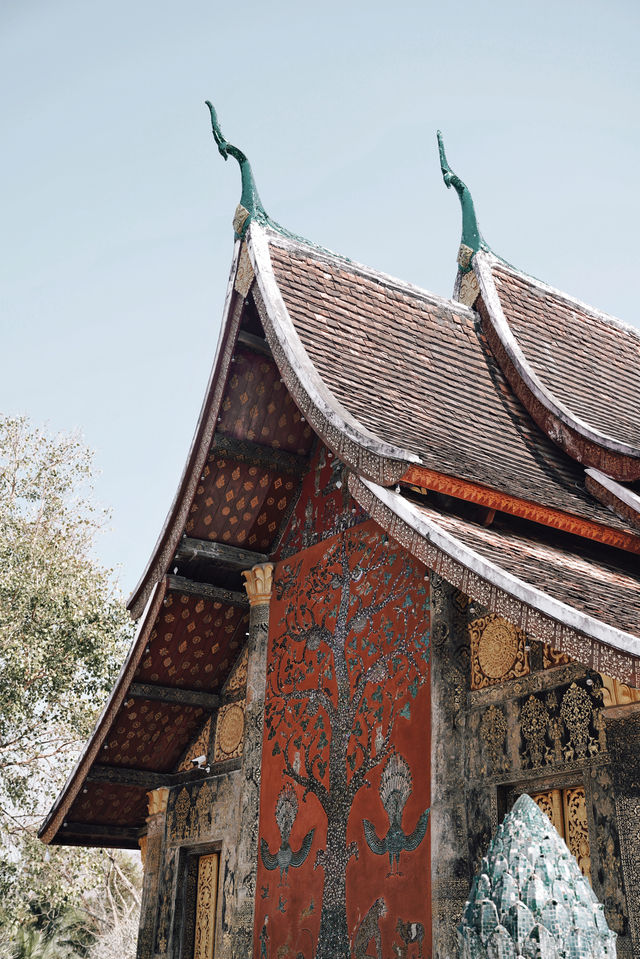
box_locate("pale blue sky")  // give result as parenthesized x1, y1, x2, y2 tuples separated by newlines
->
(2, 0, 638, 595)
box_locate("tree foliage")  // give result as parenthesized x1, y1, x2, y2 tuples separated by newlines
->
(0, 416, 139, 955)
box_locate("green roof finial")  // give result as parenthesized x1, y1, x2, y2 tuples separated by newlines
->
(205, 101, 270, 240)
(438, 131, 489, 272)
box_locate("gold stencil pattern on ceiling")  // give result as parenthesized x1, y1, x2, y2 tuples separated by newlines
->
(214, 701, 245, 762)
(469, 613, 529, 690)
(187, 458, 295, 549)
(194, 853, 219, 959)
(178, 718, 212, 773)
(531, 786, 591, 882)
(599, 673, 640, 708)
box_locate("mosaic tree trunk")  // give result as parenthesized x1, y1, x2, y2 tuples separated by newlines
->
(256, 521, 431, 959)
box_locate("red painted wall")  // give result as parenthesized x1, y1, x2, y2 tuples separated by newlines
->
(254, 518, 431, 959)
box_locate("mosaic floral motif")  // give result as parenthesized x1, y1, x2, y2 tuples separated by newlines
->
(457, 794, 617, 958)
(255, 521, 431, 959)
(275, 443, 367, 559)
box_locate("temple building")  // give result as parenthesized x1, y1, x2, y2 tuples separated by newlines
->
(40, 106, 640, 959)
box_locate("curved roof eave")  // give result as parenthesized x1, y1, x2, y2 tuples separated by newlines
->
(474, 252, 640, 481)
(127, 240, 243, 618)
(39, 582, 167, 845)
(247, 223, 419, 486)
(349, 474, 640, 687)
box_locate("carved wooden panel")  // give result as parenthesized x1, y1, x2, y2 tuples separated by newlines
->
(213, 701, 245, 762)
(225, 647, 248, 694)
(194, 853, 219, 959)
(563, 786, 592, 881)
(543, 643, 571, 669)
(600, 673, 640, 708)
(531, 786, 591, 882)
(469, 614, 529, 690)
(531, 788, 564, 836)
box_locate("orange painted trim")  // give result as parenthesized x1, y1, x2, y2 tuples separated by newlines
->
(400, 465, 640, 556)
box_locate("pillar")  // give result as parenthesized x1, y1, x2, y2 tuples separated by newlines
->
(232, 563, 274, 957)
(136, 786, 170, 959)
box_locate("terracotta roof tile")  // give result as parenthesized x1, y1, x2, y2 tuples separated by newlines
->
(267, 237, 634, 535)
(408, 498, 640, 636)
(489, 261, 640, 446)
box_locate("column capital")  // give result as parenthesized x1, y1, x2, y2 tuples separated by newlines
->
(146, 786, 170, 819)
(242, 563, 274, 607)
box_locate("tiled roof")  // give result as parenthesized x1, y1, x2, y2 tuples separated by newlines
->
(267, 235, 634, 535)
(413, 500, 640, 636)
(488, 260, 640, 447)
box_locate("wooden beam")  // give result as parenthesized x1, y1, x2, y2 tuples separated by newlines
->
(237, 329, 272, 357)
(175, 537, 267, 570)
(129, 682, 221, 711)
(210, 433, 308, 475)
(167, 574, 248, 608)
(87, 765, 169, 790)
(60, 823, 139, 841)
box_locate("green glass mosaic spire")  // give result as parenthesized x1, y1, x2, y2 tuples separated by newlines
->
(458, 794, 617, 958)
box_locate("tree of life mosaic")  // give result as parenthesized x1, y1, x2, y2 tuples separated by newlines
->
(254, 521, 431, 959)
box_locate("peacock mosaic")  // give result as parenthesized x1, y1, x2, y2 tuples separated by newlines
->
(254, 519, 431, 959)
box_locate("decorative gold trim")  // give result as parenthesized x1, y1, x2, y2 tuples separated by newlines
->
(242, 563, 274, 607)
(469, 613, 529, 689)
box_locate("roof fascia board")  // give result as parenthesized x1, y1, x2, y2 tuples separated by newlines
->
(401, 464, 640, 555)
(247, 223, 418, 486)
(39, 581, 167, 845)
(474, 252, 640, 479)
(349, 475, 640, 688)
(128, 240, 244, 618)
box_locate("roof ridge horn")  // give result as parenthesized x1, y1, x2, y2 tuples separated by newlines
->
(437, 131, 491, 273)
(205, 100, 271, 239)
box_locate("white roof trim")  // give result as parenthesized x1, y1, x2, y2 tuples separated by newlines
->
(248, 222, 420, 470)
(361, 478, 640, 659)
(586, 468, 640, 516)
